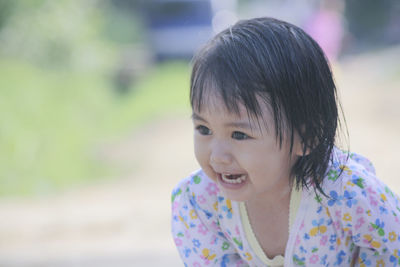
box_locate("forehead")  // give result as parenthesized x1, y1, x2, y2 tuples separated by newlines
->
(193, 90, 274, 130)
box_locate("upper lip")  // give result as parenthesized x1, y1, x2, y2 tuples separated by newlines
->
(211, 165, 245, 175)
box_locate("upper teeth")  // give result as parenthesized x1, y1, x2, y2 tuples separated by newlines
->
(221, 174, 246, 184)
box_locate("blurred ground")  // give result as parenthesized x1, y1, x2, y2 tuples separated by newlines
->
(0, 46, 399, 267)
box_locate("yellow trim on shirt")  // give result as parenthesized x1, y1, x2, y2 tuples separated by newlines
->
(289, 186, 302, 230)
(239, 186, 302, 266)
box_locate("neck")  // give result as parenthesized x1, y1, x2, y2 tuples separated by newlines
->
(246, 182, 292, 211)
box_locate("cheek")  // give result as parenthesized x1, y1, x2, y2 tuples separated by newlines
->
(193, 136, 208, 165)
(193, 137, 216, 180)
(241, 142, 289, 170)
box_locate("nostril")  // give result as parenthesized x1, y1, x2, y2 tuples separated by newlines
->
(209, 141, 232, 165)
(210, 152, 232, 165)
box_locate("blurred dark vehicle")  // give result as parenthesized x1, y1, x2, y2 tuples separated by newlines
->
(142, 0, 214, 61)
(344, 0, 400, 52)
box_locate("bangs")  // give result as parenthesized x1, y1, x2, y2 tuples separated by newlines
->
(190, 58, 258, 116)
(190, 52, 270, 132)
(190, 34, 289, 146)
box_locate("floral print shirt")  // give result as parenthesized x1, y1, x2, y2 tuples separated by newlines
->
(171, 148, 400, 266)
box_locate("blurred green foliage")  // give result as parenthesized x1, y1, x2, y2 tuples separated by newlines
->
(0, 0, 190, 196)
(0, 1, 115, 69)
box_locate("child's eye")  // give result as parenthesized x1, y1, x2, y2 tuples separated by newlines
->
(232, 131, 250, 140)
(195, 125, 212, 135)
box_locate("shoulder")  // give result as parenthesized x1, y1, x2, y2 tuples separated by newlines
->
(320, 148, 398, 207)
(171, 171, 247, 266)
(171, 169, 221, 222)
(172, 169, 219, 205)
(320, 148, 400, 253)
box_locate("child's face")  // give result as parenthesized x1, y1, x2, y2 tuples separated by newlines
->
(192, 95, 302, 202)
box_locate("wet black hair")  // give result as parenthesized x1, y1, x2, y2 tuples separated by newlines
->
(190, 17, 347, 195)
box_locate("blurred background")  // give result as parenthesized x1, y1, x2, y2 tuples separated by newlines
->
(0, 0, 399, 266)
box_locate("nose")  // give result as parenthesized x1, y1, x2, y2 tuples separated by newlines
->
(210, 140, 232, 165)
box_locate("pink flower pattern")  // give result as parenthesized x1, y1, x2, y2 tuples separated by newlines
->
(320, 235, 328, 246)
(198, 223, 208, 235)
(355, 217, 365, 230)
(197, 195, 206, 204)
(206, 182, 219, 196)
(171, 148, 400, 266)
(356, 206, 364, 214)
(174, 238, 183, 246)
(309, 254, 319, 264)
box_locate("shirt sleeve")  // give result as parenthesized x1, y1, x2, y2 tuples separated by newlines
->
(340, 175, 400, 266)
(171, 177, 247, 267)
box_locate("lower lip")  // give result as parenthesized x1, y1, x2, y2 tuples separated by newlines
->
(217, 174, 248, 190)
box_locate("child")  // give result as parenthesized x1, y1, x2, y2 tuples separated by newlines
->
(171, 17, 400, 266)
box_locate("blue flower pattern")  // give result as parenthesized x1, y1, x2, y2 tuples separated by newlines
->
(172, 148, 400, 266)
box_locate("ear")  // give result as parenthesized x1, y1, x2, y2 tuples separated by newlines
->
(293, 140, 311, 157)
(292, 130, 312, 157)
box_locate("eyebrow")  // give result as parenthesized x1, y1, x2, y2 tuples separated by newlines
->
(191, 112, 253, 130)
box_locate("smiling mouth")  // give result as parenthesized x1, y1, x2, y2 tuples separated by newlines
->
(220, 173, 247, 184)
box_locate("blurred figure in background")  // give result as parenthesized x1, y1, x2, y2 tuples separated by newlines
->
(304, 0, 345, 62)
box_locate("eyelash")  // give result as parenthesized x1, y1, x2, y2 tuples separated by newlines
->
(195, 125, 251, 140)
(232, 131, 250, 140)
(195, 125, 212, 135)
